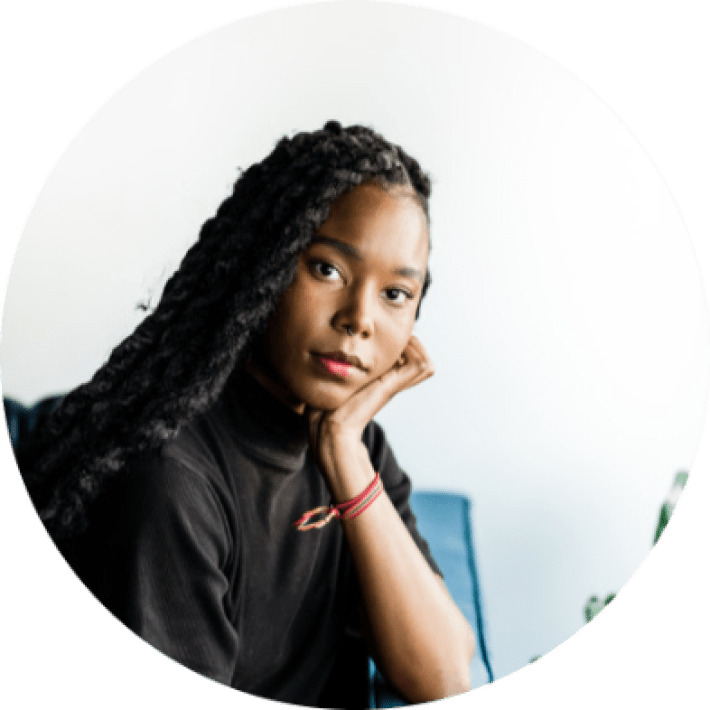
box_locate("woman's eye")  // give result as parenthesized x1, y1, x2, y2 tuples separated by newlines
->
(312, 261, 341, 281)
(384, 288, 413, 305)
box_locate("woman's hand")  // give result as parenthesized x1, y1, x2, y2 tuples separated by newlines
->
(306, 334, 434, 491)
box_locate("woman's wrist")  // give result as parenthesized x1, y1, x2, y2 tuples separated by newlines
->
(319, 437, 375, 502)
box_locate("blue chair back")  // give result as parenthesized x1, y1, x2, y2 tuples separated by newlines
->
(3, 395, 64, 452)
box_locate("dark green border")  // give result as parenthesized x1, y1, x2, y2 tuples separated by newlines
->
(0, 0, 710, 710)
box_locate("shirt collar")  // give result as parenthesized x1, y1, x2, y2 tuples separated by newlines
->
(221, 366, 310, 472)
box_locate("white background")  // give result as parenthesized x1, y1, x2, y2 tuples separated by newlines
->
(0, 0, 710, 678)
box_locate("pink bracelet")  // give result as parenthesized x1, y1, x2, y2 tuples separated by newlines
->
(293, 472, 383, 531)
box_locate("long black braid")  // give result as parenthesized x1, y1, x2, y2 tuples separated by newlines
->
(18, 121, 432, 542)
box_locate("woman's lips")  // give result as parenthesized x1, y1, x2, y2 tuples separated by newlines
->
(317, 356, 354, 377)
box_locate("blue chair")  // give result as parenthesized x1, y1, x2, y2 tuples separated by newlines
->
(369, 491, 494, 707)
(3, 395, 63, 451)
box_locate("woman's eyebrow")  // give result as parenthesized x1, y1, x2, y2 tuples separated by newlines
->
(310, 235, 425, 283)
(394, 266, 425, 283)
(311, 235, 362, 260)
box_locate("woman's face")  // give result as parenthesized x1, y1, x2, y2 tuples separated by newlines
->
(254, 183, 430, 414)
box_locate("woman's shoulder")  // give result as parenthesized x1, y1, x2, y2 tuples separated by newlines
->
(114, 417, 235, 527)
(97, 444, 235, 560)
(161, 411, 225, 475)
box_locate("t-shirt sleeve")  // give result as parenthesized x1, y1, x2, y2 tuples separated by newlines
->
(361, 421, 443, 579)
(87, 454, 239, 684)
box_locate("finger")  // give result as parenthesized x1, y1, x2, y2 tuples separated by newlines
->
(364, 353, 429, 409)
(379, 337, 430, 389)
(395, 337, 435, 390)
(405, 334, 433, 371)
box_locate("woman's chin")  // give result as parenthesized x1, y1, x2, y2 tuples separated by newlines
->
(247, 360, 357, 414)
(296, 380, 356, 413)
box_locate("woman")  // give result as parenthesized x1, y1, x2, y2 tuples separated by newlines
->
(19, 121, 475, 707)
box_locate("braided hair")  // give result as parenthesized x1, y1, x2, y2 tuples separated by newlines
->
(18, 120, 432, 542)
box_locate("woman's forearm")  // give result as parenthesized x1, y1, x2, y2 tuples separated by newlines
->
(324, 439, 476, 703)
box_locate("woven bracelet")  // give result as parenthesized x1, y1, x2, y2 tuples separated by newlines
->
(293, 472, 383, 531)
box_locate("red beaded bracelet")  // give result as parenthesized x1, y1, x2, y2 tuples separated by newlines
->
(293, 472, 383, 531)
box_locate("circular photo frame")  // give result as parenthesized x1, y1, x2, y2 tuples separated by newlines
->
(0, 2, 707, 707)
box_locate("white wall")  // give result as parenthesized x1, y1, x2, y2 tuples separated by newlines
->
(1, 1, 707, 683)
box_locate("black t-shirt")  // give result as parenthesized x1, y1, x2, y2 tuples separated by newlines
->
(63, 368, 441, 707)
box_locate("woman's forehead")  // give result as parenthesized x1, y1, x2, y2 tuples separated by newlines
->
(316, 184, 429, 263)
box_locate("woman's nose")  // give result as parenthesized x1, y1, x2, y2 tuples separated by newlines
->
(333, 285, 375, 338)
